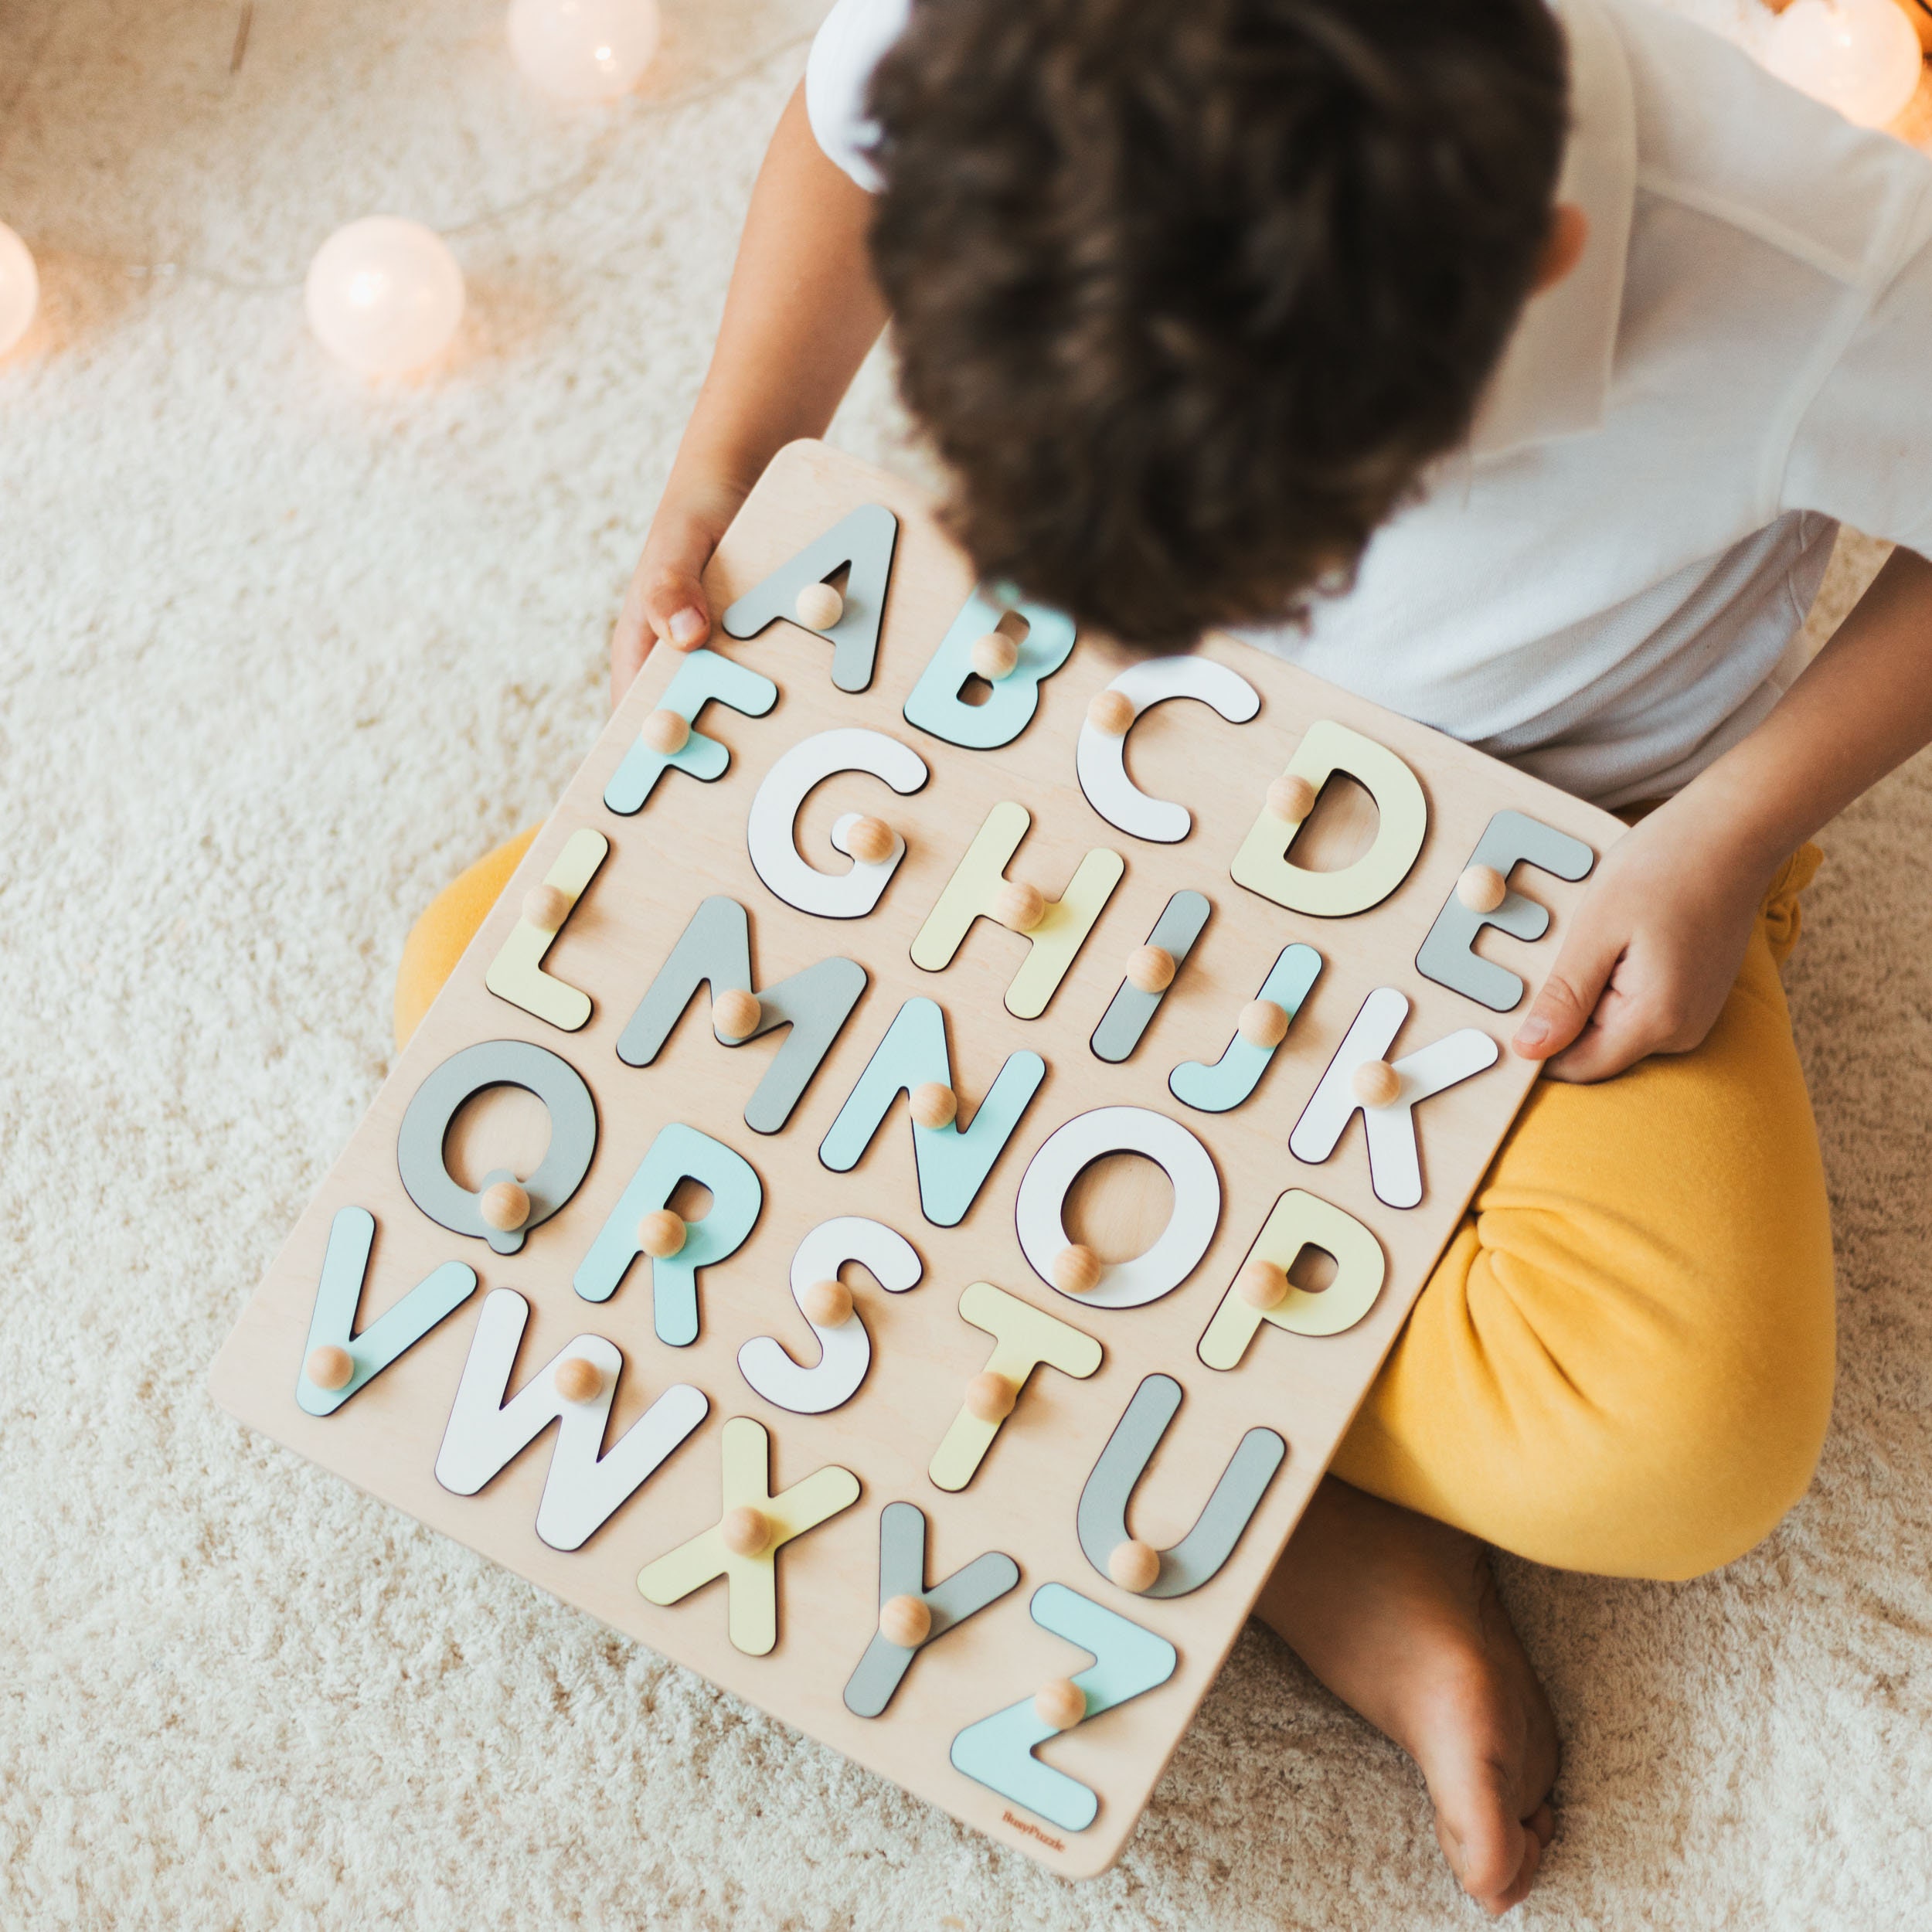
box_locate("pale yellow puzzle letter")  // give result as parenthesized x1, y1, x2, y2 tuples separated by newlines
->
(637, 1415, 860, 1656)
(1198, 1189, 1387, 1369)
(1230, 720, 1427, 917)
(928, 1281, 1103, 1492)
(911, 801, 1124, 1020)
(484, 827, 610, 1032)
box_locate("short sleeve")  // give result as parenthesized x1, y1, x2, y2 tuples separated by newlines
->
(1782, 180, 1932, 553)
(804, 0, 912, 192)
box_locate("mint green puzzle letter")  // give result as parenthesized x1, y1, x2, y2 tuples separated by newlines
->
(902, 588, 1076, 751)
(572, 1123, 763, 1345)
(949, 1584, 1178, 1832)
(603, 650, 778, 815)
(296, 1206, 478, 1417)
(818, 996, 1045, 1228)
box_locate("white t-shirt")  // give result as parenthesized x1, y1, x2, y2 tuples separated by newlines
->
(805, 0, 1932, 806)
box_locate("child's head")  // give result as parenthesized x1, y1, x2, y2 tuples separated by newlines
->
(867, 0, 1568, 645)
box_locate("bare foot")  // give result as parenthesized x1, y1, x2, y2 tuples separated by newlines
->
(1254, 1478, 1560, 1915)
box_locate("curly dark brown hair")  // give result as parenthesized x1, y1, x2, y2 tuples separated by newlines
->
(866, 0, 1567, 645)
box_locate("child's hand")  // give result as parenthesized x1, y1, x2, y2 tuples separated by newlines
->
(607, 85, 889, 712)
(1509, 800, 1774, 1083)
(611, 481, 748, 709)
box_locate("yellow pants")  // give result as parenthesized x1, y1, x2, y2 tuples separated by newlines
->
(396, 835, 1835, 1583)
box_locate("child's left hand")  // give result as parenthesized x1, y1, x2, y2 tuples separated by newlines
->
(1508, 546, 1932, 1082)
(1508, 799, 1774, 1083)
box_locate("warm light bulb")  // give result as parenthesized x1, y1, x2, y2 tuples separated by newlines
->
(304, 217, 465, 377)
(507, 0, 660, 102)
(1764, 0, 1923, 128)
(0, 223, 39, 357)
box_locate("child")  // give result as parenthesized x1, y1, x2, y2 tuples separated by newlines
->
(400, 0, 1932, 1910)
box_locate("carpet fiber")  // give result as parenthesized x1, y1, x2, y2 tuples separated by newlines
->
(2, 3, 1928, 1926)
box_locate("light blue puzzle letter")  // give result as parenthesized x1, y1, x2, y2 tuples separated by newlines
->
(603, 650, 778, 815)
(949, 1583, 1178, 1833)
(818, 996, 1045, 1228)
(903, 587, 1076, 750)
(1169, 943, 1323, 1114)
(572, 1123, 763, 1345)
(295, 1206, 477, 1417)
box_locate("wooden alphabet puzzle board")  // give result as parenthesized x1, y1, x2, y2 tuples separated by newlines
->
(211, 440, 1624, 1876)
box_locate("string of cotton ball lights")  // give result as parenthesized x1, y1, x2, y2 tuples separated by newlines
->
(226, 0, 1932, 383)
(1762, 0, 1924, 128)
(508, 0, 662, 103)
(1, 2, 1923, 375)
(304, 217, 468, 377)
(2, 2, 805, 374)
(0, 223, 39, 358)
(303, 2, 663, 376)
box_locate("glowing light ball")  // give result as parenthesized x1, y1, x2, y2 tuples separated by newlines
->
(0, 223, 39, 357)
(1764, 0, 1923, 129)
(304, 217, 465, 377)
(507, 0, 660, 102)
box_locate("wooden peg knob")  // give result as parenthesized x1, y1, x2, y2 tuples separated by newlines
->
(1035, 1678, 1087, 1730)
(965, 1370, 1016, 1422)
(1353, 1060, 1402, 1109)
(1053, 1243, 1103, 1296)
(1237, 1258, 1288, 1310)
(1267, 774, 1317, 822)
(794, 582, 845, 631)
(553, 1355, 603, 1405)
(879, 1593, 932, 1648)
(721, 1505, 770, 1557)
(845, 815, 896, 866)
(479, 1180, 531, 1232)
(992, 879, 1046, 933)
(1127, 944, 1175, 994)
(970, 631, 1019, 681)
(1238, 998, 1289, 1049)
(1457, 863, 1508, 913)
(910, 1081, 957, 1130)
(802, 1278, 854, 1327)
(638, 1208, 687, 1258)
(522, 883, 571, 934)
(306, 1344, 354, 1391)
(1087, 689, 1134, 736)
(641, 708, 689, 755)
(713, 987, 762, 1042)
(1108, 1539, 1162, 1594)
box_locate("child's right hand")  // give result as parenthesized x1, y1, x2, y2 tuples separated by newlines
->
(607, 82, 888, 709)
(610, 480, 749, 709)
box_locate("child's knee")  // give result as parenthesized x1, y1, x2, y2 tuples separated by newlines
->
(1521, 1234, 1835, 1580)
(1603, 1309, 1832, 1577)
(1354, 1189, 1838, 1580)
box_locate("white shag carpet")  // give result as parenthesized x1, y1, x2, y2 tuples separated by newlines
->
(2, 3, 1930, 1926)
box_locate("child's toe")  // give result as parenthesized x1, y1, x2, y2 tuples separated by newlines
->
(1432, 1757, 1529, 1903)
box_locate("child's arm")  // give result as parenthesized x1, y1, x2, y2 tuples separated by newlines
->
(1514, 545, 1932, 1081)
(610, 83, 889, 706)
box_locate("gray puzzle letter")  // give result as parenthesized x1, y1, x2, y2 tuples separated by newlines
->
(842, 1502, 1020, 1718)
(1090, 890, 1211, 1064)
(1076, 1374, 1286, 1597)
(616, 896, 867, 1134)
(396, 1039, 599, 1256)
(719, 503, 899, 693)
(1414, 810, 1596, 1012)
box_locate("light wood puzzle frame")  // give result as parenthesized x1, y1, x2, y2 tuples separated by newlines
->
(211, 440, 1624, 1877)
